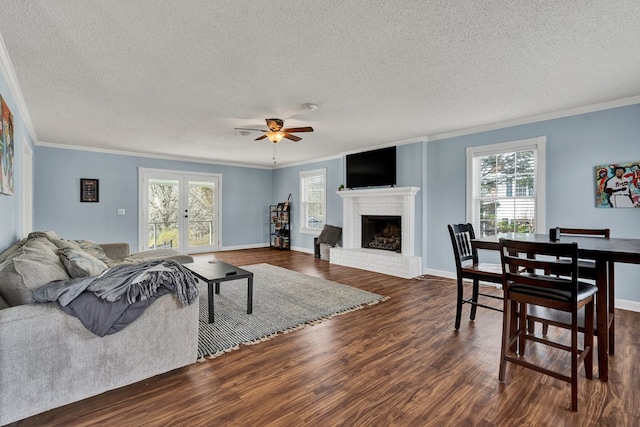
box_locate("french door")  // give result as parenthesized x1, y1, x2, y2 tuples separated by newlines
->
(139, 168, 221, 254)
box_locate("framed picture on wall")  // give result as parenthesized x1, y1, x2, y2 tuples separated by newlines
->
(595, 162, 640, 208)
(0, 95, 14, 195)
(80, 178, 99, 202)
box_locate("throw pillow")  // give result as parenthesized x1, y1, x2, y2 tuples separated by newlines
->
(0, 293, 9, 310)
(27, 230, 61, 241)
(73, 240, 112, 264)
(58, 247, 108, 278)
(0, 238, 70, 306)
(0, 237, 27, 263)
(316, 224, 342, 246)
(49, 238, 82, 251)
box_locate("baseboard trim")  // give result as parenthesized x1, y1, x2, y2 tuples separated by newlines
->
(218, 243, 269, 251)
(291, 246, 314, 255)
(422, 268, 456, 280)
(616, 299, 640, 313)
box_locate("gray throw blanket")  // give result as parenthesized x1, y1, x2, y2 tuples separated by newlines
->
(33, 260, 199, 307)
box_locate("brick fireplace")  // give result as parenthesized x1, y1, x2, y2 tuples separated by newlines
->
(330, 186, 422, 278)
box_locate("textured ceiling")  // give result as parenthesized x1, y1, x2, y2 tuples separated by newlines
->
(0, 1, 639, 167)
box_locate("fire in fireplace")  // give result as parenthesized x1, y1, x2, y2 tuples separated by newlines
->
(361, 215, 401, 253)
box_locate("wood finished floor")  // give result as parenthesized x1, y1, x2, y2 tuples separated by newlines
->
(16, 248, 640, 426)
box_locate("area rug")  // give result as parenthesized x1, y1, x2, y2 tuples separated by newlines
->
(197, 263, 388, 360)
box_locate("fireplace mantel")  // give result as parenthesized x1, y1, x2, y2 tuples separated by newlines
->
(332, 186, 422, 278)
(336, 186, 421, 200)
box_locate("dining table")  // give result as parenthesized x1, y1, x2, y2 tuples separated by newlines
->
(471, 232, 640, 382)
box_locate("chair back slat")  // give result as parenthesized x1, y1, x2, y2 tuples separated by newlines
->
(448, 223, 478, 268)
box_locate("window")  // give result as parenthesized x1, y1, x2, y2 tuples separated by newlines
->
(466, 137, 546, 237)
(299, 168, 326, 234)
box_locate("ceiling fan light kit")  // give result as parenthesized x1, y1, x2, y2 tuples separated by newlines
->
(234, 118, 314, 144)
(267, 131, 285, 143)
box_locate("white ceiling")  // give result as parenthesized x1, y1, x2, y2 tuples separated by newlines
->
(1, 1, 639, 167)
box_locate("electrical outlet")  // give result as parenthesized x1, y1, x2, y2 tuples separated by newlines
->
(117, 209, 125, 215)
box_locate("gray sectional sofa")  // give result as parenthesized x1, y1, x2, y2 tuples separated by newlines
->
(0, 231, 199, 426)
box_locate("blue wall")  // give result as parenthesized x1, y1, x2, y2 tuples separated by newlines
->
(272, 157, 344, 251)
(0, 71, 35, 250)
(425, 104, 640, 302)
(33, 147, 272, 251)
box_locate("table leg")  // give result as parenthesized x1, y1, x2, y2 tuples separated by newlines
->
(595, 259, 608, 382)
(608, 261, 615, 356)
(247, 275, 253, 314)
(208, 281, 216, 324)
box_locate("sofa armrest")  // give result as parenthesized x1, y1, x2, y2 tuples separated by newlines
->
(99, 242, 131, 259)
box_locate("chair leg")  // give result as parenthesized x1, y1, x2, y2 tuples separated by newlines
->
(527, 319, 535, 334)
(509, 300, 518, 353)
(518, 302, 527, 355)
(542, 323, 549, 336)
(570, 309, 579, 412)
(499, 295, 511, 381)
(470, 279, 480, 321)
(455, 277, 464, 330)
(585, 301, 594, 380)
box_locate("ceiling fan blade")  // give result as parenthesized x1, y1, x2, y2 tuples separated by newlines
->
(255, 134, 268, 141)
(235, 127, 267, 132)
(282, 126, 314, 133)
(266, 118, 284, 132)
(283, 132, 301, 142)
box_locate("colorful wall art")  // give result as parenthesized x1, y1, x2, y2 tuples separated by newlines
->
(595, 162, 640, 208)
(0, 95, 14, 195)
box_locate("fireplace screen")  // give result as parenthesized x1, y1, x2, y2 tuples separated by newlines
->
(361, 215, 401, 253)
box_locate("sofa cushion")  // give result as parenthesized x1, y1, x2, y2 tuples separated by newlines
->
(58, 247, 108, 278)
(0, 238, 70, 306)
(73, 240, 112, 264)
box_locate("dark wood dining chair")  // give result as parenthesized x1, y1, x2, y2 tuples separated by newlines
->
(499, 238, 596, 412)
(529, 227, 615, 355)
(447, 223, 503, 330)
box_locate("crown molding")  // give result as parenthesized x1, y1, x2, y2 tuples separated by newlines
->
(0, 32, 38, 143)
(271, 152, 344, 169)
(35, 141, 274, 170)
(427, 96, 640, 143)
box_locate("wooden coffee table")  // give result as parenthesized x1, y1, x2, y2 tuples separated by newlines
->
(184, 261, 253, 323)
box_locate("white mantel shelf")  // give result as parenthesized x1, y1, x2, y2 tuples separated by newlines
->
(332, 186, 422, 279)
(336, 186, 421, 199)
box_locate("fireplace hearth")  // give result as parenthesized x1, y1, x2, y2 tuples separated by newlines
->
(361, 215, 401, 252)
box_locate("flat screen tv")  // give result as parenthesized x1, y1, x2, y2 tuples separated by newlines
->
(346, 146, 396, 189)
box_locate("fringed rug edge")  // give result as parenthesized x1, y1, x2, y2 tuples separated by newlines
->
(198, 295, 390, 361)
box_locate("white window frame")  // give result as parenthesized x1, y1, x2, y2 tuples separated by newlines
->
(299, 168, 327, 235)
(466, 136, 546, 235)
(138, 167, 222, 253)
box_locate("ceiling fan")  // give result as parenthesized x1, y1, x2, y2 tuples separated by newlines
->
(235, 118, 314, 143)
